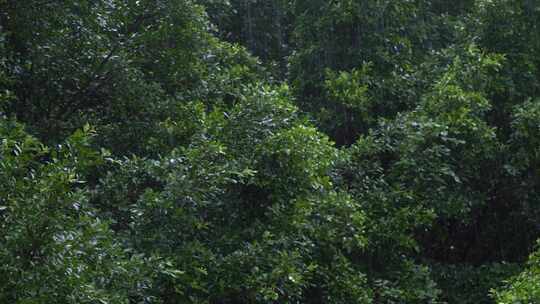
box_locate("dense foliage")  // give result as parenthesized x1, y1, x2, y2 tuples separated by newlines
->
(1, 0, 539, 303)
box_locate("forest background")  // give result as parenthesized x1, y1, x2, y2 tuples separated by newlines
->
(1, 0, 540, 303)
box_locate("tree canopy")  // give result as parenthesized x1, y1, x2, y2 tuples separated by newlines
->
(1, 0, 539, 303)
